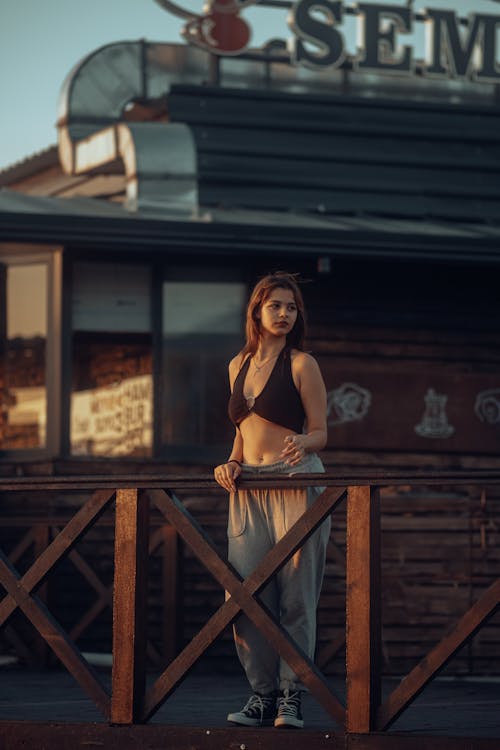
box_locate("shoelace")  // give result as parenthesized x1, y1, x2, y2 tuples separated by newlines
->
(244, 694, 274, 719)
(277, 690, 301, 717)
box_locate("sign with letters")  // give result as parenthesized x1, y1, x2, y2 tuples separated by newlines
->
(155, 0, 500, 83)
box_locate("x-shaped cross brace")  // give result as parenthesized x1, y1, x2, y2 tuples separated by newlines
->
(143, 485, 347, 726)
(0, 489, 114, 718)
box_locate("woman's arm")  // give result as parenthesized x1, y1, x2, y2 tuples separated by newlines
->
(280, 352, 328, 465)
(214, 428, 243, 492)
(228, 426, 244, 464)
(214, 356, 245, 492)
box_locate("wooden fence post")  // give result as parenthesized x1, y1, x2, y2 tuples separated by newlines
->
(346, 485, 381, 733)
(111, 489, 149, 724)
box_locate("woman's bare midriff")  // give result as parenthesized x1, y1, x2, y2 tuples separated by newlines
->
(239, 412, 298, 465)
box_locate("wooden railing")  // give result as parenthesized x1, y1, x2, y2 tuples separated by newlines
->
(0, 471, 499, 735)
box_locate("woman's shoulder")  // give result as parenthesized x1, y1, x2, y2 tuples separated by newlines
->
(290, 349, 325, 393)
(290, 349, 318, 368)
(229, 351, 250, 375)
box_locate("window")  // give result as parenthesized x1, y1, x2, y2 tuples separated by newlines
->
(70, 262, 152, 457)
(1, 255, 246, 462)
(161, 280, 245, 455)
(0, 261, 48, 451)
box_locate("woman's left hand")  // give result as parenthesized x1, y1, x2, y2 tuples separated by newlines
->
(280, 434, 308, 466)
(214, 460, 241, 492)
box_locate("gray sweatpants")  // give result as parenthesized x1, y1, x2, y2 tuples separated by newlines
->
(227, 453, 331, 693)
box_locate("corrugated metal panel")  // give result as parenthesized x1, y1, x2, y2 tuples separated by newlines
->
(1, 188, 500, 265)
(167, 85, 500, 222)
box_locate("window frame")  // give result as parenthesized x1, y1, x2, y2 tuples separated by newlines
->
(157, 267, 247, 463)
(65, 256, 154, 460)
(0, 245, 62, 460)
(0, 250, 248, 464)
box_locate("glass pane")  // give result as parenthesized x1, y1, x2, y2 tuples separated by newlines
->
(163, 282, 246, 335)
(162, 281, 245, 448)
(0, 263, 47, 450)
(73, 262, 150, 332)
(70, 263, 152, 457)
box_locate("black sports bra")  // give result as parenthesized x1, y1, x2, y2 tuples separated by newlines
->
(228, 347, 305, 434)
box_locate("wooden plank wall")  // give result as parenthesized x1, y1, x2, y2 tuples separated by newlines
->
(317, 484, 500, 677)
(306, 306, 500, 677)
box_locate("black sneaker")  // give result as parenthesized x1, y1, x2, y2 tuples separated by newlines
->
(274, 689, 304, 729)
(227, 692, 277, 726)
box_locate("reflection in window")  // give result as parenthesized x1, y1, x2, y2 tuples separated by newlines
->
(162, 281, 245, 450)
(70, 263, 152, 457)
(0, 263, 48, 450)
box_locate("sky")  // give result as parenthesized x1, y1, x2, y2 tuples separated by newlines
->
(0, 0, 498, 173)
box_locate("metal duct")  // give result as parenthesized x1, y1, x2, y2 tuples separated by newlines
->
(57, 41, 205, 212)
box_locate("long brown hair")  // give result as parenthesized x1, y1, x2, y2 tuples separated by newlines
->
(241, 272, 306, 356)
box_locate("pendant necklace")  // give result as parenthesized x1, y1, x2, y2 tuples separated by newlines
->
(246, 351, 280, 409)
(252, 352, 280, 373)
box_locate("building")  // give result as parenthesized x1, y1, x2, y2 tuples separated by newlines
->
(1, 3, 500, 676)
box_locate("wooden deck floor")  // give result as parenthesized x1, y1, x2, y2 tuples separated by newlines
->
(0, 668, 499, 749)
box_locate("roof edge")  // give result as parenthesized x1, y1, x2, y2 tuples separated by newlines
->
(0, 145, 59, 187)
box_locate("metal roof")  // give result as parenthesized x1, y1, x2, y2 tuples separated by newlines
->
(56, 41, 500, 217)
(1, 188, 499, 265)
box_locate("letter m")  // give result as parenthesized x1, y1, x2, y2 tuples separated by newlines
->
(425, 10, 500, 82)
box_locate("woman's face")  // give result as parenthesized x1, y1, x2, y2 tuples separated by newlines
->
(258, 287, 298, 338)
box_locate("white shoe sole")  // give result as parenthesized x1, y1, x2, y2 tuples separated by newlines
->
(227, 713, 274, 727)
(274, 717, 304, 729)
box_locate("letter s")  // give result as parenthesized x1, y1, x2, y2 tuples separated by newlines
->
(288, 0, 345, 70)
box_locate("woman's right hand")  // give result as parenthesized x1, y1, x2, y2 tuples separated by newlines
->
(214, 460, 241, 493)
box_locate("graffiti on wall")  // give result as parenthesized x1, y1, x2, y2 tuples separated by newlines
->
(414, 387, 454, 438)
(327, 382, 372, 426)
(475, 388, 500, 425)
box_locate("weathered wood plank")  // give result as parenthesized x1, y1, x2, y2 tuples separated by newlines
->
(346, 486, 381, 733)
(0, 471, 499, 492)
(1, 722, 499, 750)
(0, 723, 346, 750)
(348, 736, 500, 750)
(111, 489, 150, 725)
(377, 578, 500, 730)
(4, 527, 47, 666)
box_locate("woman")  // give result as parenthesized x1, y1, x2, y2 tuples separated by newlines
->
(214, 271, 331, 730)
